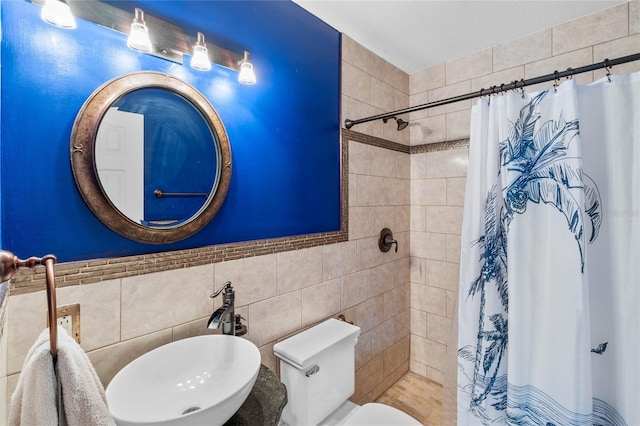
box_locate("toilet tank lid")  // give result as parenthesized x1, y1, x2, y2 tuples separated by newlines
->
(274, 318, 361, 369)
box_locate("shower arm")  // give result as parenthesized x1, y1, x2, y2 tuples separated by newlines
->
(344, 52, 640, 130)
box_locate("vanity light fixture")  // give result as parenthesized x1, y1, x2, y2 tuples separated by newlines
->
(127, 8, 152, 53)
(190, 32, 212, 71)
(40, 0, 76, 28)
(238, 51, 256, 85)
(31, 0, 257, 83)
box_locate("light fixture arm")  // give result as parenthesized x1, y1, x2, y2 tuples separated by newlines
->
(195, 32, 207, 48)
(132, 7, 146, 25)
(191, 31, 212, 71)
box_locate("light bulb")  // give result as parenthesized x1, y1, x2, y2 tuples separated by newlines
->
(239, 62, 256, 85)
(190, 32, 211, 71)
(127, 8, 152, 53)
(238, 51, 256, 85)
(41, 0, 76, 29)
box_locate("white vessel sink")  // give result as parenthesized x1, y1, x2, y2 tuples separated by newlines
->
(106, 335, 261, 425)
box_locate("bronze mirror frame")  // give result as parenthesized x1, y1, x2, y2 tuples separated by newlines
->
(70, 71, 232, 244)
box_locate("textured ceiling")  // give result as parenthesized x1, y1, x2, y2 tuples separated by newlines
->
(293, 0, 626, 74)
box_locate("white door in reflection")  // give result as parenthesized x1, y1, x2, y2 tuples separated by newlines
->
(95, 108, 144, 223)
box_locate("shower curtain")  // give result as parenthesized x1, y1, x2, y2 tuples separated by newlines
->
(457, 72, 639, 425)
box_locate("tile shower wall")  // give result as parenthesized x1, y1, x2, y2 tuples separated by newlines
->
(341, 34, 412, 400)
(408, 1, 639, 385)
(409, 148, 466, 384)
(0, 35, 411, 418)
(341, 36, 410, 146)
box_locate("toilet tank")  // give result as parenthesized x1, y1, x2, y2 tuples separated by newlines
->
(274, 318, 361, 426)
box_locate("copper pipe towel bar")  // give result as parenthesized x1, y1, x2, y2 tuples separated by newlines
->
(0, 250, 58, 359)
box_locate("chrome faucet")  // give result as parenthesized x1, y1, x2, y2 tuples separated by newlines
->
(207, 281, 235, 335)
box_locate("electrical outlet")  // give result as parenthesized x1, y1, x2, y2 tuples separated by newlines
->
(57, 314, 73, 337)
(49, 303, 81, 344)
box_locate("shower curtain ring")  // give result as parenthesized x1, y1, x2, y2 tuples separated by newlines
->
(603, 58, 612, 83)
(480, 88, 490, 105)
(566, 67, 573, 80)
(509, 80, 519, 96)
(553, 70, 560, 93)
(519, 79, 525, 98)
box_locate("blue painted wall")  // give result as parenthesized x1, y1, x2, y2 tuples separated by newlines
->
(0, 0, 341, 262)
(0, 2, 3, 249)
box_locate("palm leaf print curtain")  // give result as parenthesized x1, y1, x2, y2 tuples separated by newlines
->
(457, 72, 639, 425)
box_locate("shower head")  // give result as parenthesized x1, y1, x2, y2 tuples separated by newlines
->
(396, 118, 409, 130)
(383, 116, 409, 131)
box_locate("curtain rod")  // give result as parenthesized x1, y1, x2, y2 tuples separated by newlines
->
(344, 52, 640, 129)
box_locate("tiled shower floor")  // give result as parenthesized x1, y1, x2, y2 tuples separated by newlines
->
(375, 372, 443, 425)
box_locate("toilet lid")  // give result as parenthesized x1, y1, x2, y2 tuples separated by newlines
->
(342, 403, 421, 426)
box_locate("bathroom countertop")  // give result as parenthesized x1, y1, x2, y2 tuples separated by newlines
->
(224, 364, 287, 426)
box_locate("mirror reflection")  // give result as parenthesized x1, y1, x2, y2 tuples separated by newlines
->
(70, 72, 232, 244)
(95, 88, 219, 228)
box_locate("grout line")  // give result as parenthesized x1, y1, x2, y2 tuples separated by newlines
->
(118, 278, 123, 343)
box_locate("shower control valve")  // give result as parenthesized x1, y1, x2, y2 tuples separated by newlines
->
(378, 228, 398, 253)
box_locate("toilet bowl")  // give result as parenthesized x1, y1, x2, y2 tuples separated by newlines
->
(342, 403, 420, 425)
(273, 318, 420, 426)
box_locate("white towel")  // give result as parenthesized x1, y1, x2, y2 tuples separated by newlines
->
(8, 326, 58, 425)
(9, 326, 115, 426)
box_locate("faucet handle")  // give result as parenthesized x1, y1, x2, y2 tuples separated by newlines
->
(210, 281, 232, 298)
(378, 228, 398, 253)
(384, 235, 398, 253)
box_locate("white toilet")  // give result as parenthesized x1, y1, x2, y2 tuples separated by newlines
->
(273, 318, 421, 426)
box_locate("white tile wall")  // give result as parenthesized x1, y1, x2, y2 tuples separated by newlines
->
(120, 265, 213, 340)
(427, 80, 472, 116)
(277, 247, 323, 294)
(445, 48, 493, 85)
(214, 254, 278, 306)
(471, 66, 525, 93)
(248, 291, 302, 347)
(552, 4, 629, 55)
(410, 64, 445, 96)
(342, 35, 410, 146)
(492, 30, 551, 72)
(631, 0, 640, 35)
(410, 115, 446, 145)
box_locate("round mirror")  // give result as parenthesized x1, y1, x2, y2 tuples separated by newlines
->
(71, 72, 232, 244)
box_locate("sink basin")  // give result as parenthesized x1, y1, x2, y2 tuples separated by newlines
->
(106, 335, 261, 425)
